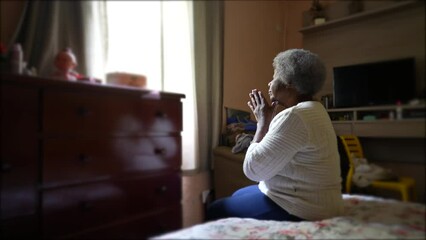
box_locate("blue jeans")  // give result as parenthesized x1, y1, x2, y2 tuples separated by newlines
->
(206, 185, 304, 221)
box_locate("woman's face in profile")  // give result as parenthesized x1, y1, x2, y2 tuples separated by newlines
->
(268, 72, 288, 105)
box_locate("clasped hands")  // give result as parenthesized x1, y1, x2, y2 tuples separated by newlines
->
(247, 89, 277, 125)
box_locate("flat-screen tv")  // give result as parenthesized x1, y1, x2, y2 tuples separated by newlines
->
(333, 58, 416, 108)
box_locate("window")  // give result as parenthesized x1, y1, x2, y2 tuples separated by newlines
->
(105, 1, 196, 170)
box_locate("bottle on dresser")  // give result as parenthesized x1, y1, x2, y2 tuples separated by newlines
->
(10, 43, 23, 74)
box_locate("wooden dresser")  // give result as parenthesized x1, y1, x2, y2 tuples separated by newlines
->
(1, 74, 184, 239)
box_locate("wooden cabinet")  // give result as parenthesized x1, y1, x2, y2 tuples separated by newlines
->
(212, 146, 256, 199)
(0, 74, 184, 239)
(327, 104, 426, 138)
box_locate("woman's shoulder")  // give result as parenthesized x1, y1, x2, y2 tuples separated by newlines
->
(295, 101, 323, 110)
(273, 101, 324, 125)
(287, 101, 329, 125)
(293, 101, 326, 115)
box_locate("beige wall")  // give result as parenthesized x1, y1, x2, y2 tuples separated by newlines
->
(282, 1, 312, 50)
(223, 1, 311, 115)
(223, 1, 283, 113)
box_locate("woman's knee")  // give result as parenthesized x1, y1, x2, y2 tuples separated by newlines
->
(205, 198, 229, 221)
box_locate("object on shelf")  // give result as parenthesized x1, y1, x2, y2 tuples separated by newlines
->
(314, 17, 326, 25)
(321, 94, 333, 109)
(388, 111, 395, 120)
(396, 101, 403, 120)
(309, 0, 327, 25)
(106, 72, 147, 88)
(300, 0, 420, 33)
(362, 115, 376, 121)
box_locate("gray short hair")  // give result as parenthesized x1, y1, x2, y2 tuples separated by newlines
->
(273, 49, 326, 96)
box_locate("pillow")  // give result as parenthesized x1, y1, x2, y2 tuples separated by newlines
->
(225, 107, 251, 123)
(221, 107, 256, 147)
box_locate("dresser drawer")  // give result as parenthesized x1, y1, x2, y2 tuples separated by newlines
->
(68, 206, 181, 239)
(1, 85, 39, 219)
(42, 136, 181, 187)
(43, 91, 182, 135)
(42, 173, 181, 237)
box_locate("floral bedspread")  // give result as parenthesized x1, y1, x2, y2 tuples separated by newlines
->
(154, 194, 425, 239)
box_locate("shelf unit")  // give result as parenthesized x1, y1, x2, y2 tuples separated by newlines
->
(328, 104, 426, 138)
(299, 0, 419, 34)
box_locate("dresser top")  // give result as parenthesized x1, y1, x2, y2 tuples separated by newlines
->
(1, 74, 185, 100)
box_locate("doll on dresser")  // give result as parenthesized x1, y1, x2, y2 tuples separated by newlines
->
(52, 47, 81, 81)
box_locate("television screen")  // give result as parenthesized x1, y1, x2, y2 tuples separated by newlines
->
(333, 58, 416, 108)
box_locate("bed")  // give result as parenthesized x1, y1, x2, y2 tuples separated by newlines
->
(153, 194, 425, 239)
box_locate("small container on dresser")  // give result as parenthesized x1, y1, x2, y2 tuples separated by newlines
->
(0, 74, 185, 239)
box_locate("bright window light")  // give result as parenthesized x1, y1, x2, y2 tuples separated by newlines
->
(106, 1, 162, 90)
(105, 1, 196, 170)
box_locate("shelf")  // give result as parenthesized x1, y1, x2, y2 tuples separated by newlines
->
(328, 104, 425, 138)
(332, 119, 426, 124)
(327, 104, 424, 112)
(300, 0, 420, 34)
(328, 104, 425, 120)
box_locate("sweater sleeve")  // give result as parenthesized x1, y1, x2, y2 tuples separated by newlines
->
(243, 110, 308, 181)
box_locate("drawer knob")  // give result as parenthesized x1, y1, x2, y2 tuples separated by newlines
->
(78, 154, 91, 163)
(158, 186, 168, 193)
(154, 148, 166, 155)
(76, 106, 91, 117)
(155, 111, 168, 118)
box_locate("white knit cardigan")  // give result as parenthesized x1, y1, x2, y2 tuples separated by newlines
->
(244, 101, 344, 220)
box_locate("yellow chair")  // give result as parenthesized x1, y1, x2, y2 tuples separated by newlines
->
(339, 135, 416, 202)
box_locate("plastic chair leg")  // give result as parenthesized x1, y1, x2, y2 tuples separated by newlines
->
(401, 188, 409, 202)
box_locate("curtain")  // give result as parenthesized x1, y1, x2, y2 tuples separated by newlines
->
(12, 0, 107, 79)
(192, 1, 224, 172)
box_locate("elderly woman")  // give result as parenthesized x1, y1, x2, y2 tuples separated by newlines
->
(206, 49, 343, 221)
